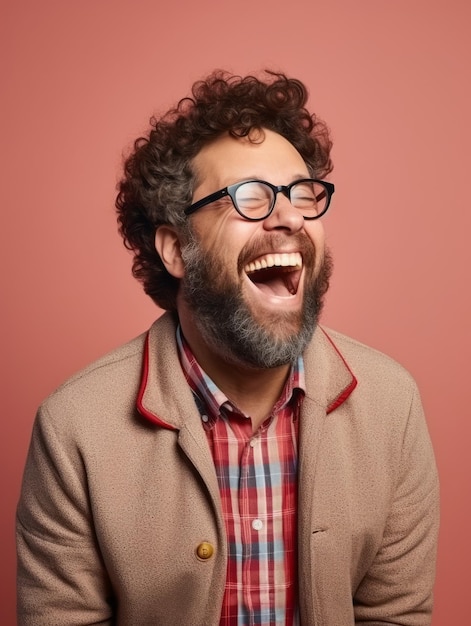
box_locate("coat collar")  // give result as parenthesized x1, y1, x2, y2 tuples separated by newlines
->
(137, 313, 357, 430)
(311, 327, 358, 414)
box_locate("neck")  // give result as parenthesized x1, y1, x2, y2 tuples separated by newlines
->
(179, 315, 291, 432)
(211, 360, 290, 432)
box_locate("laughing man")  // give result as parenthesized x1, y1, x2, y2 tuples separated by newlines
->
(17, 70, 439, 626)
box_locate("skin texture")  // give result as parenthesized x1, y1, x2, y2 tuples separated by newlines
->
(155, 129, 327, 429)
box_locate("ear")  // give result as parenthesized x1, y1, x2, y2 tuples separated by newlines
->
(154, 225, 186, 279)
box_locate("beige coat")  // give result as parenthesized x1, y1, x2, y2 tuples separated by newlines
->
(17, 313, 439, 625)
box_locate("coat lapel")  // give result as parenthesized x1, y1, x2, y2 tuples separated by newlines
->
(297, 326, 357, 624)
(136, 313, 223, 513)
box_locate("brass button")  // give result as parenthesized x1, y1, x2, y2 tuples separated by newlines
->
(196, 541, 214, 560)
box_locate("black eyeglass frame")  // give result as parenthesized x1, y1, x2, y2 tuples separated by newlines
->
(184, 178, 335, 221)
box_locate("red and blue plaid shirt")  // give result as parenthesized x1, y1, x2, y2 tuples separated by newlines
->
(177, 326, 305, 626)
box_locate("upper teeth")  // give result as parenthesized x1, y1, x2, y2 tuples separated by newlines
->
(245, 252, 302, 274)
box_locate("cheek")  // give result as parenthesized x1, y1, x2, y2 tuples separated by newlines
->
(194, 216, 256, 266)
(308, 222, 325, 253)
(304, 223, 326, 275)
(192, 217, 230, 250)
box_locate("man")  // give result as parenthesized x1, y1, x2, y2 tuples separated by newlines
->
(17, 71, 439, 625)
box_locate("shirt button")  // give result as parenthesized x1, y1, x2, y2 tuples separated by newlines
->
(196, 541, 214, 560)
(201, 414, 209, 423)
(249, 439, 257, 447)
(252, 519, 263, 531)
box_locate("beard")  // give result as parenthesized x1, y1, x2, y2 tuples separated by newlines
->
(179, 231, 333, 369)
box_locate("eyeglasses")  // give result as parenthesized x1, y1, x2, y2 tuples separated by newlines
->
(184, 178, 335, 221)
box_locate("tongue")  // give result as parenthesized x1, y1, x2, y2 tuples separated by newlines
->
(250, 270, 296, 297)
(255, 280, 289, 297)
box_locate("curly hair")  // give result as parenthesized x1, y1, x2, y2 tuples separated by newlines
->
(116, 69, 333, 311)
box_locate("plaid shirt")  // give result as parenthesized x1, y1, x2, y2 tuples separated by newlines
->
(177, 326, 305, 626)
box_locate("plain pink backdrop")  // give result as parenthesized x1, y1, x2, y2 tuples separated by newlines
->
(2, 1, 470, 624)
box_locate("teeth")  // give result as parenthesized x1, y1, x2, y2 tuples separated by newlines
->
(245, 252, 302, 274)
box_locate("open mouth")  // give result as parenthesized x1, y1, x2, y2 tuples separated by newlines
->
(244, 252, 302, 297)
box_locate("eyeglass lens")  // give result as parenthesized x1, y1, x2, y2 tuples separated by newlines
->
(234, 181, 327, 219)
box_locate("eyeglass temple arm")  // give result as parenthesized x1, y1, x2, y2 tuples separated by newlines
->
(184, 189, 229, 216)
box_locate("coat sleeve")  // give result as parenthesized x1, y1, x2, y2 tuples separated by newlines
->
(353, 384, 440, 626)
(16, 405, 115, 626)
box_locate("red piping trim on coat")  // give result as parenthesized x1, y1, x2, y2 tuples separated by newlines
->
(136, 332, 177, 430)
(137, 327, 357, 426)
(320, 328, 358, 414)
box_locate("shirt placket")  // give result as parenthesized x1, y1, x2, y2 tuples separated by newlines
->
(237, 421, 270, 625)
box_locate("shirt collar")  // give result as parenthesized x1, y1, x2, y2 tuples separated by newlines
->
(176, 324, 306, 425)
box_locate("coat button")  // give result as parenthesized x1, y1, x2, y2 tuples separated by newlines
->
(196, 542, 214, 560)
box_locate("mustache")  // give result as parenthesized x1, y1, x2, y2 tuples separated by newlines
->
(237, 232, 318, 274)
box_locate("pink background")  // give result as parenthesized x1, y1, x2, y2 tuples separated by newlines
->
(2, 1, 470, 623)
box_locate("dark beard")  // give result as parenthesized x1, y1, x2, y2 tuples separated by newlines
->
(180, 235, 333, 369)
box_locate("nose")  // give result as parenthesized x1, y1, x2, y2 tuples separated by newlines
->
(262, 192, 304, 233)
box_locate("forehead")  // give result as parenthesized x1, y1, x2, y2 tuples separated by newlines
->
(192, 129, 309, 188)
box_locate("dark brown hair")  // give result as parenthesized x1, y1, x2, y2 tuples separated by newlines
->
(116, 69, 333, 310)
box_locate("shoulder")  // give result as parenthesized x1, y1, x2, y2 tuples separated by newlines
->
(310, 329, 434, 472)
(48, 332, 146, 403)
(34, 333, 146, 441)
(311, 326, 423, 422)
(37, 315, 175, 429)
(320, 326, 417, 390)
(42, 313, 177, 410)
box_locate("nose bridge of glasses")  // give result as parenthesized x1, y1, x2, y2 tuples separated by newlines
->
(264, 185, 305, 230)
(272, 184, 297, 211)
